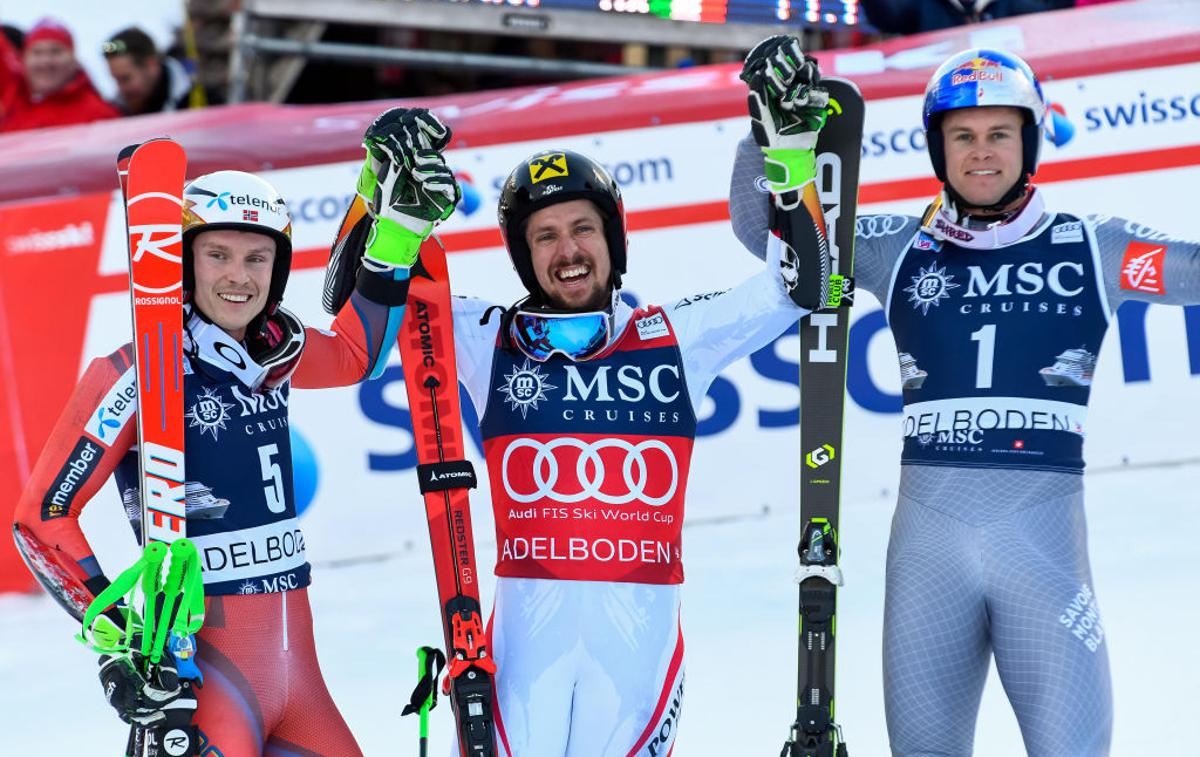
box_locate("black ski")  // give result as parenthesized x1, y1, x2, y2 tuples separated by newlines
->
(783, 77, 865, 757)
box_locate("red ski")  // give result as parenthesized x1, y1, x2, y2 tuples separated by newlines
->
(398, 237, 497, 756)
(112, 139, 205, 757)
(119, 139, 189, 546)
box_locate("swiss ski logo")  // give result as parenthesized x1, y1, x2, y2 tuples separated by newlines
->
(498, 359, 556, 418)
(1120, 241, 1165, 295)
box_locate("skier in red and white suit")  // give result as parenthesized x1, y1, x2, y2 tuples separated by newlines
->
(13, 111, 460, 755)
(340, 96, 834, 754)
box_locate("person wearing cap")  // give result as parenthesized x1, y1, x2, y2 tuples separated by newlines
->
(731, 37, 1200, 756)
(13, 112, 460, 752)
(328, 95, 833, 752)
(0, 16, 118, 133)
(102, 26, 206, 116)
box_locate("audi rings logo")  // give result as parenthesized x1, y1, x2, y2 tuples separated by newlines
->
(856, 215, 909, 239)
(502, 438, 679, 506)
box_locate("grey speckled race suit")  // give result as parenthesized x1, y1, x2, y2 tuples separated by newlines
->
(730, 135, 1200, 756)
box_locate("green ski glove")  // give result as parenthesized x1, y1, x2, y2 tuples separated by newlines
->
(740, 35, 830, 199)
(356, 107, 460, 268)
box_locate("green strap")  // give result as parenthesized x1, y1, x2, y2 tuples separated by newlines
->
(75, 540, 206, 660)
(761, 148, 816, 194)
(366, 217, 426, 267)
(139, 545, 165, 659)
(76, 541, 166, 653)
(174, 540, 205, 636)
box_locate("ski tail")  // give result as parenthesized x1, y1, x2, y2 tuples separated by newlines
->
(399, 240, 498, 756)
(785, 77, 864, 757)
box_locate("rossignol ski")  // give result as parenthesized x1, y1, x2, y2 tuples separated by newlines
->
(398, 237, 497, 756)
(76, 140, 205, 757)
(782, 78, 865, 757)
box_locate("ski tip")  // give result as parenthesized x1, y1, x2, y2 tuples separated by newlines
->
(116, 143, 140, 163)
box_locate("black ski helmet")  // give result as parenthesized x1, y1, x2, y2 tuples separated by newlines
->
(181, 170, 294, 317)
(497, 149, 627, 297)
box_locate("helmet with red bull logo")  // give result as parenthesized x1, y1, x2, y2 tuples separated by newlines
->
(923, 49, 1048, 205)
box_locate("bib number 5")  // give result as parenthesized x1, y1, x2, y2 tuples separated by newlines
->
(258, 443, 286, 513)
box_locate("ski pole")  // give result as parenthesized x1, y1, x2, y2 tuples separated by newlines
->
(403, 645, 447, 757)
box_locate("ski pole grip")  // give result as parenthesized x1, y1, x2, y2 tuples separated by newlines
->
(417, 460, 478, 493)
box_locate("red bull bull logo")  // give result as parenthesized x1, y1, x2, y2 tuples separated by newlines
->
(950, 57, 1005, 86)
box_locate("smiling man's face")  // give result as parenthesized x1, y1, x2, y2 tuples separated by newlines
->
(942, 106, 1026, 209)
(526, 199, 612, 311)
(191, 229, 277, 340)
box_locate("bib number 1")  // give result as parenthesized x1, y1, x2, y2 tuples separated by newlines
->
(970, 324, 996, 390)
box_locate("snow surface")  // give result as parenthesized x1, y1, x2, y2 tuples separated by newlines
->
(2, 460, 1197, 755)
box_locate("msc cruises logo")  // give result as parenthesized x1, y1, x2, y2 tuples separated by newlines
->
(903, 261, 960, 315)
(186, 386, 234, 440)
(498, 359, 556, 419)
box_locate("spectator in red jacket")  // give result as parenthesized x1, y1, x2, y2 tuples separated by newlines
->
(0, 17, 119, 133)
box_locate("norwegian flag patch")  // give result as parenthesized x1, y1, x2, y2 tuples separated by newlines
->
(1119, 241, 1166, 295)
(243, 209, 259, 222)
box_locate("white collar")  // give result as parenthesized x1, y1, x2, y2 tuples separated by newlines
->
(184, 307, 271, 391)
(921, 188, 1048, 250)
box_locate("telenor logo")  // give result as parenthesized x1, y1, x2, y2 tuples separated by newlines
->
(85, 366, 137, 445)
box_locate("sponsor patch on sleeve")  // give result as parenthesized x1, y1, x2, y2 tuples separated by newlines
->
(83, 365, 138, 446)
(635, 312, 670, 341)
(42, 437, 103, 519)
(1119, 241, 1166, 295)
(1051, 221, 1083, 244)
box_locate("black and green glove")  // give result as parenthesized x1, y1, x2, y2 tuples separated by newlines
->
(740, 35, 829, 205)
(355, 107, 461, 268)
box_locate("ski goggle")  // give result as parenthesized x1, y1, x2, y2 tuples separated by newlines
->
(511, 308, 611, 362)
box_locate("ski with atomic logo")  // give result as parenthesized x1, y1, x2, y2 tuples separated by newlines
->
(398, 236, 497, 756)
(76, 140, 205, 757)
(782, 77, 865, 757)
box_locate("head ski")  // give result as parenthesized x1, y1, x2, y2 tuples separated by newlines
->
(783, 77, 864, 757)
